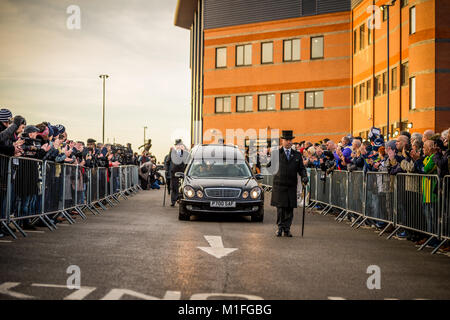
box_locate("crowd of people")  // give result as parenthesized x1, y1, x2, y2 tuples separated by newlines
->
(294, 126, 449, 250)
(0, 108, 139, 166)
(296, 127, 449, 179)
(0, 108, 140, 237)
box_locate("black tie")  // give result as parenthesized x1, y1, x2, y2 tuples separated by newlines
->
(286, 149, 290, 160)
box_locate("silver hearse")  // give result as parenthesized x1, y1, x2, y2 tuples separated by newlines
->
(176, 144, 264, 221)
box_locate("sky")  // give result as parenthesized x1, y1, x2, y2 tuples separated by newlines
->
(0, 0, 191, 163)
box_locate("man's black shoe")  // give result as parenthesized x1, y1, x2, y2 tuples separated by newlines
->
(276, 229, 283, 237)
(284, 231, 293, 237)
(170, 203, 175, 207)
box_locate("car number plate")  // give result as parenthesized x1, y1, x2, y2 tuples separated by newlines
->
(210, 201, 236, 208)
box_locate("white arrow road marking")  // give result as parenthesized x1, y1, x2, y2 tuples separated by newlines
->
(0, 282, 34, 299)
(101, 289, 181, 300)
(32, 283, 96, 300)
(197, 235, 238, 259)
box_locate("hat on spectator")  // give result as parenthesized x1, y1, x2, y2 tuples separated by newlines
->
(23, 125, 40, 134)
(174, 139, 183, 146)
(87, 138, 96, 144)
(50, 125, 60, 136)
(373, 138, 385, 151)
(55, 124, 65, 134)
(0, 108, 12, 122)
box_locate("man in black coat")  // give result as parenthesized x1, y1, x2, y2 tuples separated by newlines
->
(269, 130, 308, 237)
(165, 139, 188, 206)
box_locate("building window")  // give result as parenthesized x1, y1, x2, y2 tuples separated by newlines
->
(305, 91, 323, 108)
(215, 47, 227, 68)
(366, 79, 372, 100)
(236, 44, 252, 66)
(215, 97, 231, 113)
(401, 62, 409, 86)
(282, 92, 299, 109)
(410, 6, 416, 34)
(311, 36, 324, 59)
(353, 87, 358, 104)
(258, 94, 276, 111)
(410, 77, 416, 109)
(374, 75, 381, 96)
(382, 72, 387, 94)
(353, 30, 357, 54)
(261, 42, 273, 64)
(359, 24, 365, 50)
(383, 7, 388, 21)
(391, 67, 398, 90)
(368, 26, 372, 46)
(237, 95, 253, 112)
(283, 39, 301, 61)
(359, 83, 366, 102)
(401, 0, 409, 8)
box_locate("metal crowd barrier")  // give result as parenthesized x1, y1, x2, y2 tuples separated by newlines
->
(346, 171, 365, 219)
(0, 156, 140, 240)
(330, 170, 348, 213)
(309, 168, 318, 204)
(391, 173, 442, 252)
(442, 176, 450, 244)
(360, 172, 395, 230)
(264, 168, 450, 254)
(0, 155, 10, 232)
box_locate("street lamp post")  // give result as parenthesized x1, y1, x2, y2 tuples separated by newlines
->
(99, 74, 109, 144)
(381, 0, 396, 141)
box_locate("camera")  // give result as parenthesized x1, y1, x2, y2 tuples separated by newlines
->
(320, 151, 336, 181)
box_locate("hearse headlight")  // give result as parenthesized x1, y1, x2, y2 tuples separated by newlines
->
(196, 190, 204, 198)
(242, 191, 249, 199)
(250, 187, 261, 199)
(183, 186, 195, 198)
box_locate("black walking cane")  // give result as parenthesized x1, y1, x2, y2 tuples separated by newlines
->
(163, 176, 167, 207)
(301, 183, 307, 237)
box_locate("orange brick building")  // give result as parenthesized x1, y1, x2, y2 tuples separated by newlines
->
(175, 0, 449, 146)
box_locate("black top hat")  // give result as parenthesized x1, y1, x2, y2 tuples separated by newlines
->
(280, 130, 294, 140)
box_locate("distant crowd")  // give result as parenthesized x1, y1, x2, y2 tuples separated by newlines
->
(0, 107, 144, 235)
(0, 108, 139, 167)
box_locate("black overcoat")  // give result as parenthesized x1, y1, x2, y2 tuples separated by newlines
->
(269, 148, 307, 208)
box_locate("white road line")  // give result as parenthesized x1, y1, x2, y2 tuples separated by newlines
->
(31, 283, 96, 300)
(32, 284, 67, 288)
(328, 297, 347, 300)
(0, 282, 34, 299)
(24, 230, 45, 234)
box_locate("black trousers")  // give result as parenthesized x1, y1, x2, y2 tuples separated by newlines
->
(170, 177, 180, 204)
(277, 207, 294, 232)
